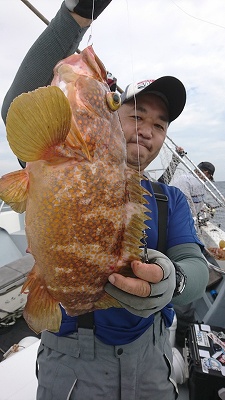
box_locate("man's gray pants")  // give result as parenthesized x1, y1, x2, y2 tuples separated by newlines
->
(36, 313, 178, 400)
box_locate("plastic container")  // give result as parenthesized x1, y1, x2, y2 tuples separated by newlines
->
(172, 347, 186, 384)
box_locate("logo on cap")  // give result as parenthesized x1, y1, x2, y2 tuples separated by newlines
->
(136, 80, 155, 90)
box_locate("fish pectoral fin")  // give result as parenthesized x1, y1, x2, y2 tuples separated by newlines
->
(6, 86, 72, 162)
(65, 119, 92, 161)
(22, 265, 61, 334)
(0, 169, 28, 213)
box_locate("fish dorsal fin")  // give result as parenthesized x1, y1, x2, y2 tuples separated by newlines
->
(123, 171, 151, 260)
(6, 86, 72, 162)
(82, 46, 107, 82)
(0, 169, 29, 213)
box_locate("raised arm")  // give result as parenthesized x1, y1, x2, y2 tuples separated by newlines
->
(158, 146, 185, 184)
(1, 1, 112, 123)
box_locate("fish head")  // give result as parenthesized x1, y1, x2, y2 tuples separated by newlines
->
(52, 46, 123, 159)
(4, 46, 124, 166)
(52, 45, 108, 86)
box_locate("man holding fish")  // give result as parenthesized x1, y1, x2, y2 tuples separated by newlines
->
(1, 1, 209, 399)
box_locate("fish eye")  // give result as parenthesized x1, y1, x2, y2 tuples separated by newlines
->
(106, 92, 121, 111)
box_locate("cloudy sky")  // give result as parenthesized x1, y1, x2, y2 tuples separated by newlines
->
(1, 0, 225, 180)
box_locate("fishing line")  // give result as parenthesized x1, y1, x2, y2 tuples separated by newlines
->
(170, 0, 225, 30)
(18, 0, 140, 177)
(86, 0, 95, 46)
(20, 0, 224, 198)
(124, 1, 149, 262)
(124, 0, 142, 179)
(91, 0, 95, 22)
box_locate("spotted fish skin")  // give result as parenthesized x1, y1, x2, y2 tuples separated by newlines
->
(0, 46, 150, 333)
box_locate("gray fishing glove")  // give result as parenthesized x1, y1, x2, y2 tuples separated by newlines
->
(105, 249, 176, 317)
(65, 0, 112, 20)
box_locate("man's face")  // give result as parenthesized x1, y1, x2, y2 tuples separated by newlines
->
(196, 170, 212, 182)
(118, 93, 169, 172)
(203, 170, 213, 181)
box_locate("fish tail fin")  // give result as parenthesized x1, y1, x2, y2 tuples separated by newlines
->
(6, 86, 72, 162)
(0, 169, 29, 212)
(22, 264, 62, 334)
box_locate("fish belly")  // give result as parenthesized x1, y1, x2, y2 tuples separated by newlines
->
(25, 158, 128, 315)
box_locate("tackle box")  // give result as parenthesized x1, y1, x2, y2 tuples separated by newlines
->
(186, 323, 225, 400)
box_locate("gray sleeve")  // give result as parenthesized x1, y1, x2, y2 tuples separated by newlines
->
(167, 243, 209, 306)
(1, 2, 90, 123)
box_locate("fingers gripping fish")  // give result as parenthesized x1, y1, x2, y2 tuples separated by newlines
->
(0, 46, 151, 334)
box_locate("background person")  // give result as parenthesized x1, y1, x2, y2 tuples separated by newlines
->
(171, 161, 215, 220)
(169, 161, 216, 346)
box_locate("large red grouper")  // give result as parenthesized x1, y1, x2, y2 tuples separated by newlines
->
(0, 46, 151, 333)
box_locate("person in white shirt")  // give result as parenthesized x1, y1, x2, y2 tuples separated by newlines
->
(171, 161, 215, 218)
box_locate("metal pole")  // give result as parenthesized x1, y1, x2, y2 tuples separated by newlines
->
(20, 0, 81, 53)
(20, 0, 50, 25)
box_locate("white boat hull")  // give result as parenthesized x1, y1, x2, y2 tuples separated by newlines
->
(0, 339, 40, 400)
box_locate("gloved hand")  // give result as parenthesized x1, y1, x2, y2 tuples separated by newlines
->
(65, 0, 112, 20)
(104, 249, 176, 317)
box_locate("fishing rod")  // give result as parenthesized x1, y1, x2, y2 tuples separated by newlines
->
(20, 0, 50, 26)
(20, 0, 81, 52)
(164, 141, 225, 209)
(166, 136, 225, 205)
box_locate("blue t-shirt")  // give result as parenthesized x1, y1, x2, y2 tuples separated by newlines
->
(55, 180, 201, 344)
